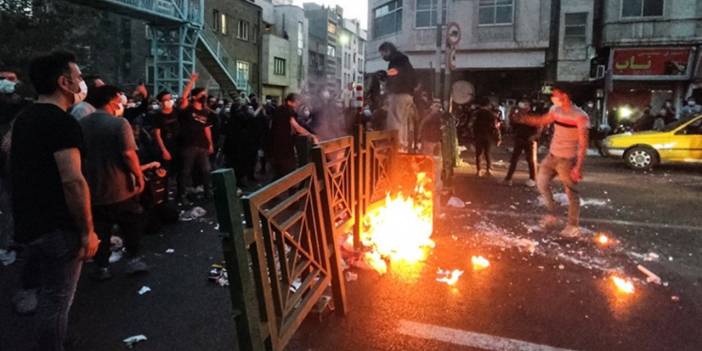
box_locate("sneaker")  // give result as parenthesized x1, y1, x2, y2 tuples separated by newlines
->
(560, 225, 581, 238)
(12, 289, 38, 315)
(89, 267, 113, 281)
(525, 179, 536, 187)
(503, 179, 513, 186)
(538, 215, 560, 230)
(125, 257, 149, 275)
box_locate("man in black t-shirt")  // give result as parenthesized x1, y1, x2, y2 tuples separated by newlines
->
(270, 93, 319, 179)
(472, 97, 500, 177)
(152, 90, 180, 174)
(177, 74, 215, 203)
(10, 51, 99, 350)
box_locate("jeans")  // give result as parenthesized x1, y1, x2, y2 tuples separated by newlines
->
(537, 154, 580, 226)
(505, 139, 537, 181)
(178, 146, 211, 198)
(28, 229, 82, 351)
(93, 196, 145, 268)
(0, 176, 12, 249)
(474, 138, 492, 172)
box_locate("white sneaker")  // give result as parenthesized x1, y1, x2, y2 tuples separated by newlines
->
(525, 179, 536, 187)
(560, 225, 581, 238)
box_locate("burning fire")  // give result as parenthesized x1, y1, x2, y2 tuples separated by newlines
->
(471, 256, 490, 271)
(360, 172, 435, 274)
(436, 269, 464, 286)
(611, 276, 635, 294)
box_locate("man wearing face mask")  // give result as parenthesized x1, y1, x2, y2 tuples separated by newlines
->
(177, 73, 215, 203)
(379, 42, 418, 151)
(270, 93, 319, 179)
(680, 97, 702, 120)
(10, 51, 99, 350)
(80, 85, 147, 280)
(152, 90, 180, 177)
(69, 75, 104, 121)
(504, 98, 540, 187)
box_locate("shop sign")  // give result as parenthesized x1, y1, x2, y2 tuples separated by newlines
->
(611, 47, 694, 80)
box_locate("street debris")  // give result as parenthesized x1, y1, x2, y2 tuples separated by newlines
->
(447, 196, 466, 208)
(637, 265, 662, 285)
(179, 206, 207, 221)
(207, 262, 229, 287)
(671, 295, 680, 302)
(436, 269, 463, 286)
(290, 278, 302, 293)
(611, 276, 635, 294)
(111, 236, 124, 249)
(558, 264, 565, 270)
(123, 335, 147, 348)
(537, 193, 609, 208)
(138, 286, 151, 295)
(471, 256, 490, 271)
(165, 248, 174, 254)
(109, 250, 123, 264)
(345, 271, 358, 282)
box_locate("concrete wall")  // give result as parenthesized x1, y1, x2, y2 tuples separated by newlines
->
(557, 0, 595, 82)
(603, 0, 702, 46)
(262, 33, 291, 87)
(274, 4, 308, 92)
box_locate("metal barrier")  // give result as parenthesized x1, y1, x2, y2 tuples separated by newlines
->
(212, 164, 347, 351)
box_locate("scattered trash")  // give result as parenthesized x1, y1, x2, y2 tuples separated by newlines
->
(643, 252, 660, 262)
(110, 236, 124, 250)
(214, 224, 220, 230)
(138, 286, 151, 295)
(344, 271, 358, 282)
(165, 249, 174, 254)
(447, 196, 466, 208)
(0, 249, 17, 266)
(123, 335, 147, 348)
(436, 269, 463, 286)
(671, 295, 680, 302)
(471, 256, 490, 271)
(558, 264, 565, 270)
(179, 206, 207, 221)
(450, 234, 458, 241)
(637, 265, 662, 285)
(290, 278, 302, 293)
(207, 262, 229, 287)
(538, 193, 608, 208)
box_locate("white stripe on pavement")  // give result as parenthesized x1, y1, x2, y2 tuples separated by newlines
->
(397, 320, 577, 351)
(473, 209, 702, 232)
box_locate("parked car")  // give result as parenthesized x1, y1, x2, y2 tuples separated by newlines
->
(601, 115, 702, 170)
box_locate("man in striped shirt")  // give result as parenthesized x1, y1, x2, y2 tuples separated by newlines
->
(517, 87, 589, 238)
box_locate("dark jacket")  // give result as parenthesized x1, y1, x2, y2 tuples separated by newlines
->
(472, 108, 499, 141)
(510, 108, 541, 141)
(386, 52, 416, 95)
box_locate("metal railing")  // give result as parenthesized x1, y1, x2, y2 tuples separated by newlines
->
(95, 0, 202, 24)
(197, 28, 239, 90)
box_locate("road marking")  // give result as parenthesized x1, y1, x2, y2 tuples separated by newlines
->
(397, 320, 577, 351)
(474, 209, 702, 232)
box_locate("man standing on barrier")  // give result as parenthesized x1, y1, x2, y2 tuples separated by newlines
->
(379, 42, 418, 152)
(270, 93, 319, 179)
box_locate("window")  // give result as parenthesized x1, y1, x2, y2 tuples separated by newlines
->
(274, 57, 286, 76)
(373, 0, 403, 39)
(328, 21, 337, 34)
(622, 0, 664, 18)
(415, 0, 446, 28)
(237, 20, 249, 40)
(236, 61, 250, 90)
(220, 13, 227, 35)
(327, 45, 336, 57)
(479, 0, 513, 25)
(212, 10, 220, 31)
(564, 12, 587, 39)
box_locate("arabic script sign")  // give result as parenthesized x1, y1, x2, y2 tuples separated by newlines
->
(612, 47, 692, 77)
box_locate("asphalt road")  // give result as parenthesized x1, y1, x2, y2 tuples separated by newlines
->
(2, 149, 701, 351)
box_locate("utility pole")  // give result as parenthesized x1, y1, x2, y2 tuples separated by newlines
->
(433, 0, 444, 102)
(545, 0, 561, 84)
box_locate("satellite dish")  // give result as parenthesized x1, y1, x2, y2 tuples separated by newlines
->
(451, 80, 474, 105)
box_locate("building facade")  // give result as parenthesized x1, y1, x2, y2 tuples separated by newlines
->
(304, 3, 344, 96)
(367, 0, 552, 100)
(255, 0, 309, 102)
(340, 18, 367, 89)
(199, 0, 262, 96)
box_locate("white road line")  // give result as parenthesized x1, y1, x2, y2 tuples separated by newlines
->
(397, 320, 577, 351)
(473, 209, 702, 232)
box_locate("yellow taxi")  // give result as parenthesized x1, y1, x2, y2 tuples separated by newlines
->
(601, 115, 702, 170)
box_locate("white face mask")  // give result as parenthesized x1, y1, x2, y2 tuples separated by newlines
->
(688, 100, 696, 106)
(0, 80, 16, 94)
(151, 104, 160, 111)
(518, 102, 527, 109)
(163, 100, 174, 109)
(73, 80, 88, 105)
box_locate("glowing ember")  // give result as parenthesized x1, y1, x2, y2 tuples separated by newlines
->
(596, 233, 610, 246)
(361, 172, 435, 274)
(436, 269, 464, 285)
(611, 276, 635, 294)
(471, 256, 490, 271)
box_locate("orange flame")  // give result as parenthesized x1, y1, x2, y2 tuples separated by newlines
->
(361, 172, 434, 274)
(437, 269, 464, 285)
(611, 276, 635, 294)
(596, 233, 610, 246)
(471, 256, 490, 271)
